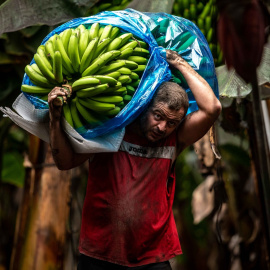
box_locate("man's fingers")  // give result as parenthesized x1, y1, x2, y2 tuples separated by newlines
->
(48, 87, 69, 103)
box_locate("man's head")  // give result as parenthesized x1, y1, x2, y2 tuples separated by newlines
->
(139, 82, 189, 142)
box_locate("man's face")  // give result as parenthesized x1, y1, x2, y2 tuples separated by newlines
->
(140, 102, 185, 142)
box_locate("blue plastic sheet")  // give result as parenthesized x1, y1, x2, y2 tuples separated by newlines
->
(22, 8, 219, 139)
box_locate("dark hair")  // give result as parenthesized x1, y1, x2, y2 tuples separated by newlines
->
(151, 81, 189, 115)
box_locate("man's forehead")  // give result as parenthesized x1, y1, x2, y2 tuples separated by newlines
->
(150, 102, 185, 120)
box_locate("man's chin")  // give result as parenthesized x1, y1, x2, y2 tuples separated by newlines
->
(146, 132, 163, 142)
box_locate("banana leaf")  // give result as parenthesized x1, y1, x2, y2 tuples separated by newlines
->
(0, 0, 97, 35)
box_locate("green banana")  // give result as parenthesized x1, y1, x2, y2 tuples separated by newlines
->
(72, 77, 101, 91)
(130, 72, 139, 80)
(114, 59, 138, 70)
(199, 1, 212, 19)
(118, 67, 132, 75)
(53, 51, 63, 83)
(48, 34, 58, 49)
(205, 16, 212, 33)
(110, 27, 120, 39)
(39, 95, 48, 101)
(118, 47, 133, 59)
(91, 95, 123, 104)
(25, 65, 54, 87)
(75, 24, 85, 39)
(132, 47, 150, 56)
(119, 33, 133, 47)
(105, 71, 121, 79)
(68, 33, 81, 73)
(99, 24, 113, 41)
(92, 75, 118, 86)
(190, 4, 197, 20)
(37, 46, 53, 71)
(118, 75, 130, 84)
(45, 40, 55, 63)
(183, 0, 189, 9)
(117, 101, 125, 109)
(136, 40, 148, 49)
(127, 55, 148, 64)
(78, 97, 115, 112)
(130, 79, 141, 87)
(33, 53, 56, 84)
(76, 100, 104, 127)
(93, 37, 112, 59)
(197, 2, 204, 12)
(132, 65, 146, 73)
(31, 63, 43, 75)
(62, 103, 74, 127)
(21, 84, 52, 94)
(102, 81, 122, 93)
(207, 27, 213, 43)
(126, 85, 136, 95)
(98, 27, 104, 38)
(55, 35, 74, 74)
(70, 98, 85, 130)
(79, 37, 99, 74)
(123, 94, 132, 102)
(78, 29, 89, 59)
(83, 50, 121, 76)
(99, 106, 121, 117)
(89, 23, 100, 40)
(106, 37, 122, 51)
(96, 61, 125, 75)
(197, 18, 204, 30)
(76, 84, 110, 98)
(119, 40, 138, 51)
(60, 28, 73, 53)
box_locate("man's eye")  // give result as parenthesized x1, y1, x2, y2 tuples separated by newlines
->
(168, 121, 176, 127)
(154, 114, 161, 120)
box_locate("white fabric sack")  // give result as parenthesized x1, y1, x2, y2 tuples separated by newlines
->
(0, 93, 125, 153)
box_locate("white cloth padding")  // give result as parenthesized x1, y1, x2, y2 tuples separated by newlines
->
(0, 93, 125, 153)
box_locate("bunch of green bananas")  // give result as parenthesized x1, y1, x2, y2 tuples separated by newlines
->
(22, 23, 150, 131)
(172, 0, 223, 67)
(87, 0, 132, 15)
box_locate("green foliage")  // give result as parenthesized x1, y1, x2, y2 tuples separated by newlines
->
(1, 151, 25, 187)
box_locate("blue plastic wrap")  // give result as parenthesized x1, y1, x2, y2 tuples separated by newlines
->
(22, 8, 219, 139)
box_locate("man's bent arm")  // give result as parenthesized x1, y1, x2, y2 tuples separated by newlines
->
(49, 87, 93, 170)
(166, 50, 222, 152)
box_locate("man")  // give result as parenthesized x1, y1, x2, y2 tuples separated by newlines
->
(48, 50, 221, 270)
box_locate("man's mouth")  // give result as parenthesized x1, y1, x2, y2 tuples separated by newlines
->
(151, 131, 164, 139)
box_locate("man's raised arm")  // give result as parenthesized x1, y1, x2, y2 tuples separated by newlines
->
(166, 50, 222, 152)
(48, 87, 93, 170)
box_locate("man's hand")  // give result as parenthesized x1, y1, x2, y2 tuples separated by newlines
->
(48, 87, 69, 123)
(166, 50, 186, 67)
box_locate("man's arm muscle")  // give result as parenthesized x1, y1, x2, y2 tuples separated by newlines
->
(167, 50, 222, 153)
(48, 87, 93, 170)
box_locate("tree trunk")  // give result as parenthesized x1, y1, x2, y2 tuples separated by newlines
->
(10, 136, 71, 270)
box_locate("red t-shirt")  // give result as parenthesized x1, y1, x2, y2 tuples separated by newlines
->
(78, 129, 182, 266)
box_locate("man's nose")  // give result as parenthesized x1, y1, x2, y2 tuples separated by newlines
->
(157, 121, 166, 132)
